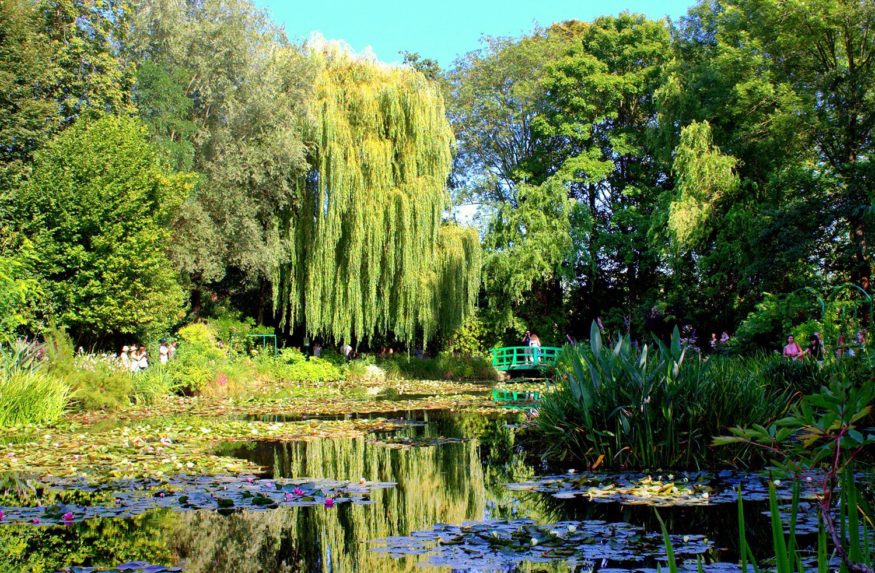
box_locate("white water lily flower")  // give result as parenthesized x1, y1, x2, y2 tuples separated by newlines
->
(549, 530, 560, 537)
(773, 479, 782, 486)
(702, 492, 709, 499)
(530, 538, 539, 546)
(567, 525, 577, 533)
(683, 535, 690, 543)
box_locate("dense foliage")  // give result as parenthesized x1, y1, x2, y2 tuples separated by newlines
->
(537, 322, 870, 468)
(448, 4, 875, 350)
(2, 0, 875, 355)
(0, 0, 479, 348)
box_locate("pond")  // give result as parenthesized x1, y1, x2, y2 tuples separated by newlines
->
(0, 409, 824, 573)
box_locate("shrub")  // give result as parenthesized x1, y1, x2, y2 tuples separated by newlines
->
(378, 353, 498, 381)
(536, 322, 786, 469)
(252, 350, 344, 383)
(132, 365, 177, 404)
(66, 362, 133, 411)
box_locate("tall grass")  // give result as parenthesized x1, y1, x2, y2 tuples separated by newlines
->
(537, 322, 788, 468)
(0, 342, 68, 426)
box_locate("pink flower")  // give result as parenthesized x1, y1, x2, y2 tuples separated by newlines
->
(245, 477, 255, 484)
(324, 498, 335, 508)
(32, 517, 40, 524)
(0, 510, 4, 520)
(62, 512, 74, 522)
(293, 487, 304, 496)
(284, 492, 294, 502)
(265, 482, 274, 489)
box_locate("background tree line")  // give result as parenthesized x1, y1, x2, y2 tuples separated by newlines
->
(446, 1, 875, 351)
(0, 0, 478, 349)
(2, 0, 873, 353)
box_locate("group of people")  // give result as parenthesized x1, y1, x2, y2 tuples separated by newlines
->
(119, 339, 176, 372)
(709, 331, 731, 351)
(783, 330, 866, 361)
(522, 330, 542, 363)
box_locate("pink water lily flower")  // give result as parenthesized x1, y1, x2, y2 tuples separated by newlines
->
(32, 517, 40, 524)
(0, 510, 4, 521)
(62, 512, 74, 522)
(324, 498, 335, 508)
(245, 477, 255, 484)
(292, 487, 304, 496)
(283, 492, 295, 502)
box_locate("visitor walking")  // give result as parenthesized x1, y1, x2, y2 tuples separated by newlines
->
(159, 339, 169, 365)
(120, 346, 131, 370)
(529, 332, 542, 365)
(806, 333, 823, 363)
(128, 346, 141, 373)
(522, 330, 532, 363)
(137, 345, 149, 370)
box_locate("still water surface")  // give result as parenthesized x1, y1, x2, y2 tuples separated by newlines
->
(2, 409, 786, 573)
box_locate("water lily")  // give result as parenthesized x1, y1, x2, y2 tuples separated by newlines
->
(31, 518, 40, 524)
(245, 477, 255, 484)
(0, 510, 4, 521)
(62, 512, 74, 522)
(530, 537, 538, 546)
(324, 498, 335, 508)
(293, 487, 304, 496)
(265, 482, 274, 489)
(567, 525, 577, 533)
(773, 479, 781, 486)
(284, 492, 295, 502)
(683, 535, 690, 543)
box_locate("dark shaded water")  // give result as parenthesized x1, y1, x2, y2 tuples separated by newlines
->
(0, 409, 814, 573)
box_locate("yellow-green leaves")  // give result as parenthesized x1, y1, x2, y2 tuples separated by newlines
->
(277, 53, 479, 345)
(668, 121, 739, 248)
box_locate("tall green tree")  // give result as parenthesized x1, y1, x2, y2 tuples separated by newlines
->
(538, 14, 672, 332)
(655, 0, 873, 337)
(128, 0, 315, 312)
(0, 0, 58, 193)
(14, 115, 190, 340)
(276, 51, 480, 345)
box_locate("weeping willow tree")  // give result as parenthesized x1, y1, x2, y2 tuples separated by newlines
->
(276, 51, 480, 345)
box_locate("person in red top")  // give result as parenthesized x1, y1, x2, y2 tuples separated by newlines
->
(783, 334, 804, 360)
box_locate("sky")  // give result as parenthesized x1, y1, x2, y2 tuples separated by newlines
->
(255, 0, 696, 66)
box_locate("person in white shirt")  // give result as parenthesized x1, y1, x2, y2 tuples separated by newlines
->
(159, 339, 169, 365)
(120, 346, 131, 369)
(137, 345, 149, 370)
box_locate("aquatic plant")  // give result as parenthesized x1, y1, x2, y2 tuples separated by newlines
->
(537, 322, 785, 468)
(0, 341, 68, 427)
(714, 373, 875, 572)
(370, 517, 711, 569)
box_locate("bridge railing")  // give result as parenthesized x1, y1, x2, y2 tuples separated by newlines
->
(490, 346, 562, 370)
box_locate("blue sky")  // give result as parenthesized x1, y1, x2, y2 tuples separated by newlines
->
(255, 0, 696, 66)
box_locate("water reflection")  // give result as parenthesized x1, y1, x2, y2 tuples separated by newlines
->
(0, 410, 780, 573)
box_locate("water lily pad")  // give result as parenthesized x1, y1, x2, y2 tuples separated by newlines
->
(0, 475, 396, 526)
(506, 471, 824, 507)
(370, 518, 712, 569)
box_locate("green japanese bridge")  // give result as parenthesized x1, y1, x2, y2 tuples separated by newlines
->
(490, 346, 562, 372)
